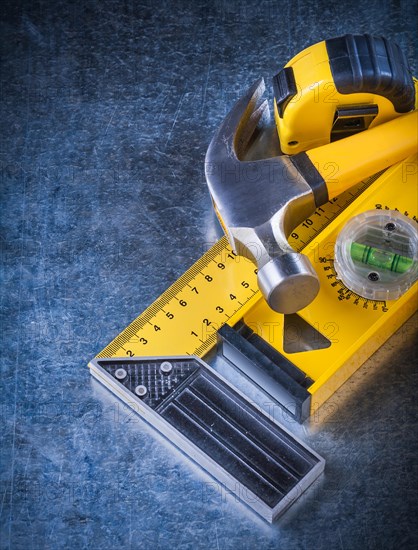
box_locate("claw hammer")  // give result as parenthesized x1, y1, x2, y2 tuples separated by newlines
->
(205, 79, 417, 314)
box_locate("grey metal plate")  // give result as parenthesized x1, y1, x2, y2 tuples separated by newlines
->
(89, 356, 325, 522)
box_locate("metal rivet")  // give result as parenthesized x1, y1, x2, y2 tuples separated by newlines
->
(135, 385, 147, 397)
(385, 222, 396, 231)
(368, 272, 379, 282)
(115, 368, 127, 380)
(160, 361, 173, 375)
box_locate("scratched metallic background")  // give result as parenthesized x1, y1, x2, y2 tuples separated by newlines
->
(1, 1, 417, 549)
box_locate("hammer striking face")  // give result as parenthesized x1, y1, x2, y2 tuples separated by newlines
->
(205, 79, 417, 314)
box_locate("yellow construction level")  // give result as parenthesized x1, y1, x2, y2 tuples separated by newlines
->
(95, 154, 417, 417)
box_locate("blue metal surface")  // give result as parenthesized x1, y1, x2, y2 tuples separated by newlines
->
(1, 1, 417, 548)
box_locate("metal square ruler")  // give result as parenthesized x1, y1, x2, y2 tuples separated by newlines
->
(93, 155, 417, 419)
(89, 154, 416, 521)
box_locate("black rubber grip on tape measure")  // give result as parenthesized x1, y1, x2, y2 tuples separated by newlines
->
(272, 67, 297, 118)
(290, 152, 329, 207)
(326, 34, 415, 113)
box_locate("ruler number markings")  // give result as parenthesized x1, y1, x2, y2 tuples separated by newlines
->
(99, 178, 378, 358)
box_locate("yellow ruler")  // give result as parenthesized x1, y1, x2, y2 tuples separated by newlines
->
(96, 155, 417, 416)
(97, 176, 372, 358)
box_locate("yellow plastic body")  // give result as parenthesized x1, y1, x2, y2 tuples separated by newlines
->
(307, 110, 418, 198)
(244, 155, 417, 415)
(95, 155, 417, 418)
(275, 40, 413, 154)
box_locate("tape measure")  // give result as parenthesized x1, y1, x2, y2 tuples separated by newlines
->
(273, 35, 416, 154)
(95, 154, 417, 417)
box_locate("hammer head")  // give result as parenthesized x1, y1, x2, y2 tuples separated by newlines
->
(205, 79, 320, 314)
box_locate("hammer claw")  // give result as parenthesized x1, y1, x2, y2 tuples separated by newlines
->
(235, 98, 270, 158)
(208, 78, 267, 162)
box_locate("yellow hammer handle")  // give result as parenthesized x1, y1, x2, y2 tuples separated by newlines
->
(306, 110, 418, 199)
